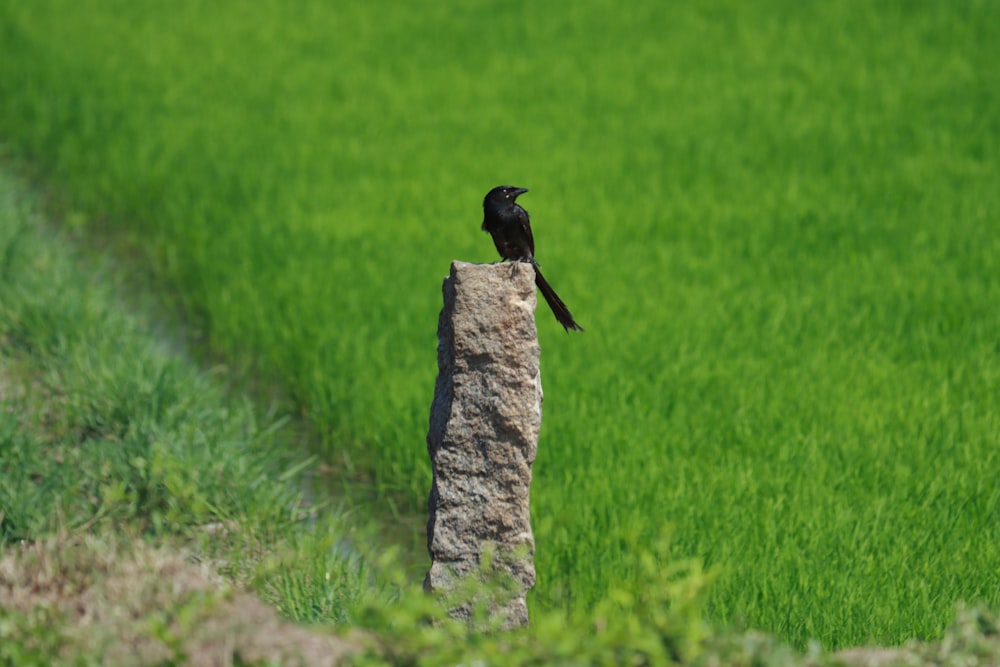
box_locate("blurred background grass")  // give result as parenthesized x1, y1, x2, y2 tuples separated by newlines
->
(1, 0, 998, 648)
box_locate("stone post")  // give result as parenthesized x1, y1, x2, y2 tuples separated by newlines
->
(424, 261, 541, 629)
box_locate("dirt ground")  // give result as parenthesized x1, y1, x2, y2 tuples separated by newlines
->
(0, 535, 363, 666)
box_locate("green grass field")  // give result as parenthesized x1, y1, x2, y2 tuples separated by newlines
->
(1, 0, 998, 649)
(2, 166, 720, 666)
(0, 167, 379, 628)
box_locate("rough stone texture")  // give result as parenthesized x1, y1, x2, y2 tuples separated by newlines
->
(424, 261, 541, 629)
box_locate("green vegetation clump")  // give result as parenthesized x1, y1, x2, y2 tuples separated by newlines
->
(0, 168, 373, 626)
(2, 0, 999, 649)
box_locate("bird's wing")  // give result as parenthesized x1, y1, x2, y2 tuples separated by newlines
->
(517, 207, 535, 257)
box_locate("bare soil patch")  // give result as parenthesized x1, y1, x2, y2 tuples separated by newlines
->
(1, 535, 362, 666)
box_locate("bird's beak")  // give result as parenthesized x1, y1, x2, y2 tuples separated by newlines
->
(513, 187, 529, 197)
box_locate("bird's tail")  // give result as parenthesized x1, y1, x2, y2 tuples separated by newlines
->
(533, 264, 584, 332)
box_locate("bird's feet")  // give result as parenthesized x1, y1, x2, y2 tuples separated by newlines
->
(508, 257, 535, 278)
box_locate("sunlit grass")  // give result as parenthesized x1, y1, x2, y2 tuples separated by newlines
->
(1, 0, 998, 647)
(0, 169, 373, 627)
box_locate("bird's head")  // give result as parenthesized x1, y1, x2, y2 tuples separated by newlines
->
(483, 185, 529, 210)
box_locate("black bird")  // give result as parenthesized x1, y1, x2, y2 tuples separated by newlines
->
(481, 185, 583, 332)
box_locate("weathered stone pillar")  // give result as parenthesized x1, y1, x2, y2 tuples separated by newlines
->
(424, 261, 541, 629)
